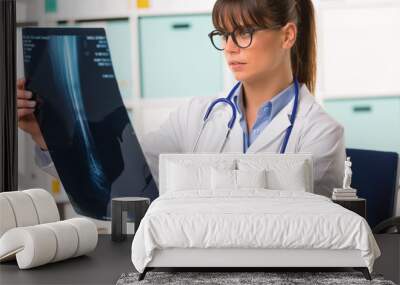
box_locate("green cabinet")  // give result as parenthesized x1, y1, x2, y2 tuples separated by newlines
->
(139, 14, 223, 98)
(324, 97, 400, 154)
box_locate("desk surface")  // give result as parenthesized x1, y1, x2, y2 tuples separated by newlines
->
(0, 235, 134, 285)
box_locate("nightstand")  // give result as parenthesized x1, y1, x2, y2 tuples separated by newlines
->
(332, 198, 366, 219)
(111, 197, 150, 242)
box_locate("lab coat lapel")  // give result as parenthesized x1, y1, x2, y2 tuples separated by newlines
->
(224, 113, 244, 152)
(245, 84, 314, 154)
(246, 99, 293, 153)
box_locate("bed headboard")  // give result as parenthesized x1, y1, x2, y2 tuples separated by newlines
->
(159, 153, 313, 195)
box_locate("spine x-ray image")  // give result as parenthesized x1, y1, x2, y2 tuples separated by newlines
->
(22, 28, 159, 220)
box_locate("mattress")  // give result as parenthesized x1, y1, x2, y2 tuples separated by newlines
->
(131, 189, 381, 273)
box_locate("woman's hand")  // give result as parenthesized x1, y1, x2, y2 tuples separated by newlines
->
(17, 79, 48, 150)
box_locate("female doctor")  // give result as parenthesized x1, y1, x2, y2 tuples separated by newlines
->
(17, 0, 345, 197)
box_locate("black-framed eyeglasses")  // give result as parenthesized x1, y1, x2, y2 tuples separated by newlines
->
(208, 26, 280, 51)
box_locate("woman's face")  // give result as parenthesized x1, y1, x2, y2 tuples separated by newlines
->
(223, 23, 296, 83)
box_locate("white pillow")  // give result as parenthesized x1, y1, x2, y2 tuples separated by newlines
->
(236, 169, 267, 189)
(211, 168, 236, 190)
(266, 165, 307, 191)
(211, 168, 267, 190)
(238, 159, 308, 191)
(167, 162, 211, 191)
(166, 159, 236, 192)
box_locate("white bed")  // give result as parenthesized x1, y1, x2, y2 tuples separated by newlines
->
(131, 153, 381, 280)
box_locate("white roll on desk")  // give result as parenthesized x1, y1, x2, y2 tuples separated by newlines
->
(0, 189, 98, 269)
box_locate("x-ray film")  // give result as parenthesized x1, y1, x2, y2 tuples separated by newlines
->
(22, 27, 158, 220)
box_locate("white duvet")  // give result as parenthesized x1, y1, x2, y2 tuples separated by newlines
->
(131, 190, 380, 273)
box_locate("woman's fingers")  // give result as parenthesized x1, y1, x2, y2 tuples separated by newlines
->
(16, 78, 38, 120)
(18, 108, 35, 118)
(17, 99, 36, 108)
(17, 98, 36, 108)
(17, 92, 36, 118)
(17, 89, 32, 99)
(17, 78, 26, 89)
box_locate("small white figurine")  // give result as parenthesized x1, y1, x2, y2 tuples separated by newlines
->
(332, 157, 357, 199)
(342, 157, 353, 190)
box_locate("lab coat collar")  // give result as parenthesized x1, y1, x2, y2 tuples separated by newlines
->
(232, 82, 295, 120)
(244, 84, 314, 153)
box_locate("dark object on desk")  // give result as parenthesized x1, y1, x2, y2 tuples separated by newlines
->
(112, 197, 150, 242)
(22, 28, 158, 220)
(332, 198, 366, 219)
(346, 149, 399, 228)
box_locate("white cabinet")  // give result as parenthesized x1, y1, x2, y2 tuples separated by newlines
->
(16, 0, 43, 23)
(318, 0, 400, 98)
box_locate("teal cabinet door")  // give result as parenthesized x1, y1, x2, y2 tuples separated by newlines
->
(324, 97, 400, 154)
(139, 14, 223, 99)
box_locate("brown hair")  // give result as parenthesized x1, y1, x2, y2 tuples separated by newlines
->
(212, 0, 317, 94)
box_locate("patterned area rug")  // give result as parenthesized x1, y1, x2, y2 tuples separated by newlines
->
(116, 271, 396, 285)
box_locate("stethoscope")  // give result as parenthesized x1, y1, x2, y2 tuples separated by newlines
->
(192, 79, 300, 154)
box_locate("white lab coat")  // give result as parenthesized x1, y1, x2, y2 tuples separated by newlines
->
(35, 84, 345, 197)
(140, 83, 346, 197)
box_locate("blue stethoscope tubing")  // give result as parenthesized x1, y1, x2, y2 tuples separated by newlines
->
(192, 79, 299, 154)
